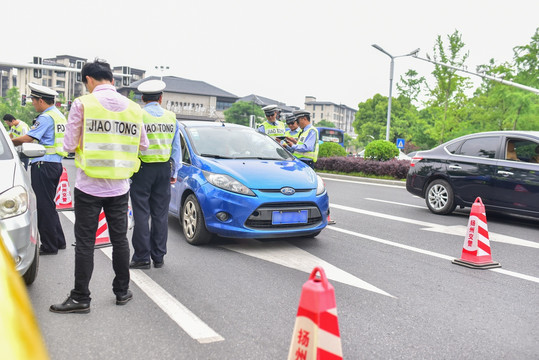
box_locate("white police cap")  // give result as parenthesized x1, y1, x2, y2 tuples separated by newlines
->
(293, 109, 311, 120)
(262, 104, 279, 115)
(28, 83, 58, 99)
(137, 79, 166, 94)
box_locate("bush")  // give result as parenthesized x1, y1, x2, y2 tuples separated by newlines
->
(319, 142, 347, 158)
(364, 140, 399, 161)
(315, 156, 410, 180)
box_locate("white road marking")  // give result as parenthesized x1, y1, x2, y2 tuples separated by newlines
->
(321, 176, 404, 189)
(330, 203, 539, 249)
(365, 198, 425, 209)
(326, 226, 539, 284)
(61, 212, 224, 344)
(221, 239, 394, 298)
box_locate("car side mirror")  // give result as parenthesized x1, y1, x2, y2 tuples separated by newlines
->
(19, 143, 46, 159)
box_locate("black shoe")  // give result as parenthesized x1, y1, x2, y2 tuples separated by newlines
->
(50, 296, 90, 314)
(153, 260, 164, 268)
(39, 249, 58, 255)
(59, 245, 66, 250)
(129, 260, 151, 269)
(116, 290, 133, 305)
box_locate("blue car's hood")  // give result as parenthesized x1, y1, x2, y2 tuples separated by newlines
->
(199, 158, 318, 189)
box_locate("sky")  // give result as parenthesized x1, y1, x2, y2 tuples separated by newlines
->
(3, 0, 538, 109)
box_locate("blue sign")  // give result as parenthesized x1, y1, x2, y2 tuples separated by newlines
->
(396, 138, 405, 149)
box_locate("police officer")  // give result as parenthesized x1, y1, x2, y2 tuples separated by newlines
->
(11, 83, 67, 254)
(3, 113, 31, 169)
(284, 109, 319, 169)
(50, 60, 149, 314)
(129, 80, 181, 269)
(258, 104, 286, 141)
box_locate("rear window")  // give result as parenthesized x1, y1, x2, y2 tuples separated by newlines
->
(456, 137, 498, 158)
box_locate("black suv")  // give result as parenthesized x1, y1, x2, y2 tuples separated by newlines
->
(406, 131, 539, 217)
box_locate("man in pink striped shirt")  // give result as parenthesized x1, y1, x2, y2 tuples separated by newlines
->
(50, 60, 149, 314)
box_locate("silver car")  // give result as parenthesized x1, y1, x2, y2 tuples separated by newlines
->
(0, 125, 45, 285)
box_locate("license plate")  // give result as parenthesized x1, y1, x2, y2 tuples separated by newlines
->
(272, 210, 308, 225)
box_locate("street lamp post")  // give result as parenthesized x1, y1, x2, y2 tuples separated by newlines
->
(154, 65, 170, 80)
(371, 45, 419, 141)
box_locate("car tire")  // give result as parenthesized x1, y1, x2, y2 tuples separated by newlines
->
(23, 244, 39, 285)
(181, 194, 212, 245)
(425, 179, 456, 215)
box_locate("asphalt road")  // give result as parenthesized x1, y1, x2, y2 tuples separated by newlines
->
(28, 162, 539, 359)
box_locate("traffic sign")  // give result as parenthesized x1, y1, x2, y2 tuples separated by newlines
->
(396, 138, 405, 149)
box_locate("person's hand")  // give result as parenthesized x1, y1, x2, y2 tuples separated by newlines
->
(286, 137, 297, 145)
(170, 177, 177, 184)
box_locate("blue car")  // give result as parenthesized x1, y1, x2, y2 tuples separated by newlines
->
(168, 121, 329, 245)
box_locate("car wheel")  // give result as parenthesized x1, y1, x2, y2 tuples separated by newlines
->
(425, 179, 456, 215)
(181, 194, 212, 245)
(23, 244, 39, 285)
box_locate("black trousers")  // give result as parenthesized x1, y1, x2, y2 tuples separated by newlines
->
(130, 161, 171, 263)
(70, 188, 130, 303)
(30, 161, 66, 253)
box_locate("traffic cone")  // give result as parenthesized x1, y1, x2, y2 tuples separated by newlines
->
(287, 267, 343, 360)
(54, 167, 73, 211)
(95, 209, 112, 248)
(327, 209, 336, 225)
(452, 197, 501, 269)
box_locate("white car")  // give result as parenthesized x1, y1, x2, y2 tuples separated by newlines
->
(0, 125, 45, 284)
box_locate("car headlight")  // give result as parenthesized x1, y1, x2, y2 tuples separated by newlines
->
(316, 175, 326, 195)
(0, 186, 29, 219)
(203, 171, 255, 196)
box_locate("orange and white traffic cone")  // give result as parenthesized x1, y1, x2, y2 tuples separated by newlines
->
(288, 267, 343, 360)
(452, 197, 501, 269)
(327, 209, 336, 225)
(54, 167, 74, 211)
(95, 209, 112, 248)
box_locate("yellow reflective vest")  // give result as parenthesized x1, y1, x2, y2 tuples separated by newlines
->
(43, 108, 68, 157)
(139, 109, 176, 163)
(10, 121, 30, 137)
(75, 94, 143, 179)
(294, 126, 319, 162)
(262, 120, 286, 138)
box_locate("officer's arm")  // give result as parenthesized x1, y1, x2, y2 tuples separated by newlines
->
(12, 134, 35, 146)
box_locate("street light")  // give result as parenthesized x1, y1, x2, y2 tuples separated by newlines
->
(154, 65, 170, 80)
(372, 44, 420, 141)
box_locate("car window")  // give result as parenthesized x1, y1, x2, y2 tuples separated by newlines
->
(505, 138, 539, 163)
(456, 137, 498, 158)
(180, 133, 191, 164)
(186, 126, 294, 160)
(0, 130, 13, 160)
(445, 140, 463, 154)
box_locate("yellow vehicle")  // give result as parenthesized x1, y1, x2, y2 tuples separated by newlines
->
(0, 228, 49, 360)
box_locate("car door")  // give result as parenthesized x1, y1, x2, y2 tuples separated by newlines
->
(446, 136, 500, 206)
(169, 132, 191, 215)
(492, 137, 539, 215)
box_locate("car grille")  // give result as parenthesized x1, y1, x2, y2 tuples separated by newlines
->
(257, 189, 312, 193)
(245, 202, 323, 229)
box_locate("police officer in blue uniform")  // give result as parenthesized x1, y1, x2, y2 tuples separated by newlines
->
(129, 80, 181, 269)
(11, 83, 67, 254)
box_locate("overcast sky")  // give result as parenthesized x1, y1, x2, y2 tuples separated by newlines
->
(4, 0, 538, 109)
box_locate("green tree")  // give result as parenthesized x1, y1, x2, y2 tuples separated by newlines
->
(397, 69, 426, 107)
(224, 101, 264, 126)
(364, 140, 399, 161)
(0, 87, 38, 127)
(315, 119, 336, 128)
(318, 142, 347, 158)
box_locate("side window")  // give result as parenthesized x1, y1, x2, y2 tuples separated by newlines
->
(506, 138, 539, 163)
(445, 140, 463, 154)
(456, 137, 498, 158)
(180, 133, 191, 164)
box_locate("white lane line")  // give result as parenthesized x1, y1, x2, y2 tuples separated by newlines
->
(330, 203, 539, 249)
(321, 176, 404, 189)
(61, 212, 224, 344)
(101, 247, 224, 344)
(222, 239, 394, 298)
(365, 198, 425, 209)
(326, 226, 539, 284)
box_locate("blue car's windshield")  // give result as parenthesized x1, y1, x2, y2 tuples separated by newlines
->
(186, 126, 293, 160)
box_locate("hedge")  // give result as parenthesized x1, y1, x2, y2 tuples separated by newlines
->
(315, 156, 410, 179)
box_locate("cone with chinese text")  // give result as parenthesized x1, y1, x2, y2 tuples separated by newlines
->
(95, 209, 112, 248)
(452, 197, 501, 269)
(288, 267, 343, 360)
(54, 167, 73, 211)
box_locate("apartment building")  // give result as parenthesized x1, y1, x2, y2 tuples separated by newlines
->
(304, 96, 356, 134)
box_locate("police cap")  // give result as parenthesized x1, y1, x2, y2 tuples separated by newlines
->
(137, 79, 166, 94)
(28, 83, 58, 100)
(262, 104, 279, 116)
(293, 109, 311, 120)
(285, 113, 296, 124)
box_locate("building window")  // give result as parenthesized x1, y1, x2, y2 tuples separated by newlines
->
(216, 101, 233, 111)
(320, 104, 324, 111)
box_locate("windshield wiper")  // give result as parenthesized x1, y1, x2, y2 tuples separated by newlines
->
(200, 153, 233, 159)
